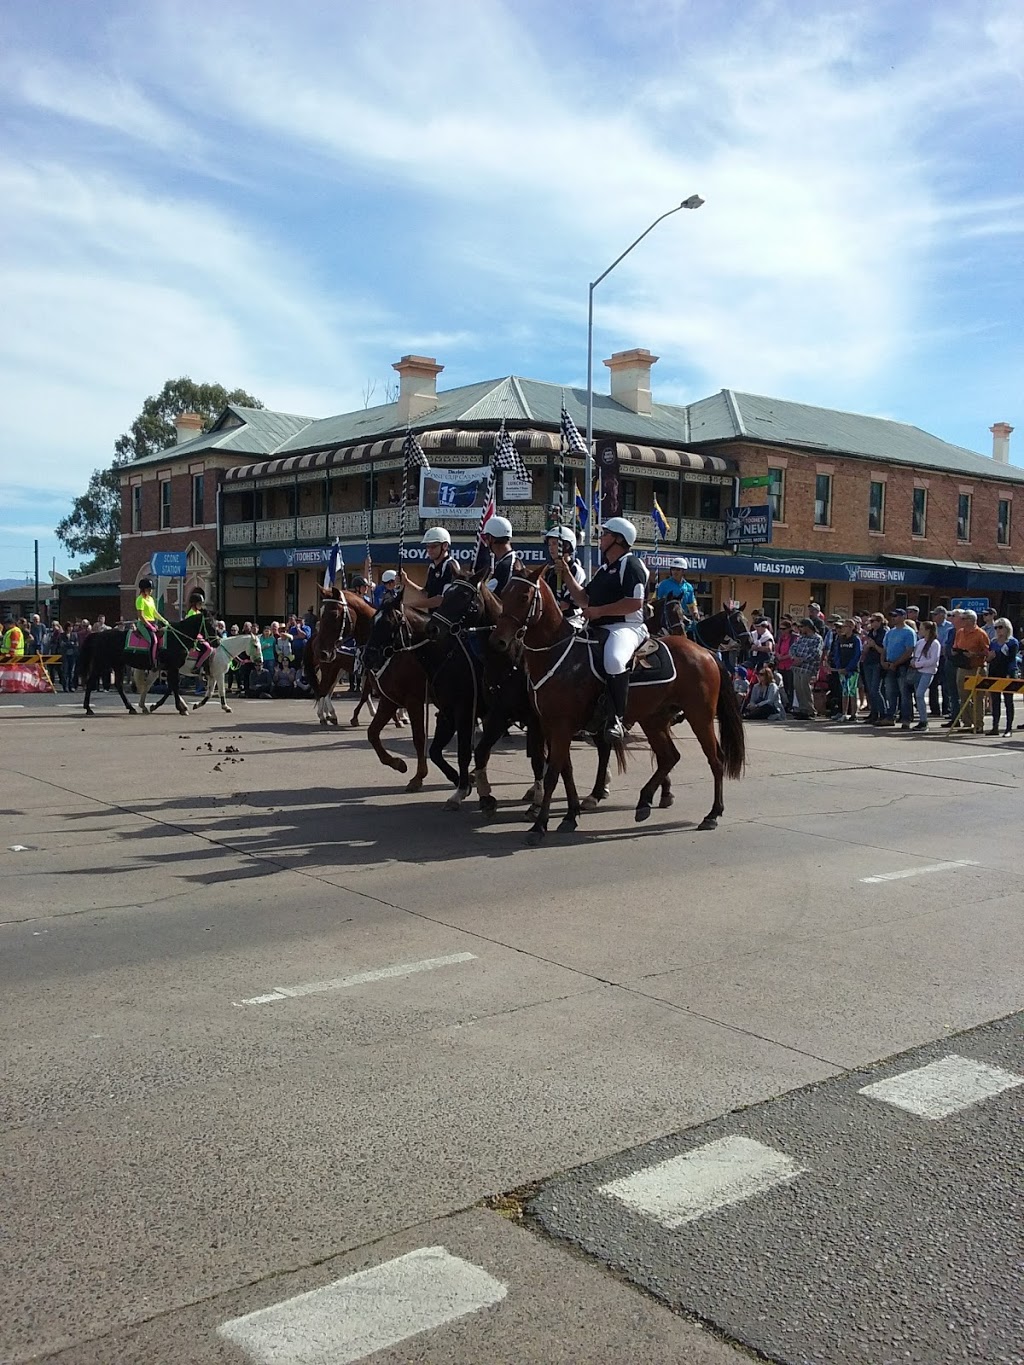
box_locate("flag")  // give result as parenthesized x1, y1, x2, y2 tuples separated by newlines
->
(322, 540, 341, 590)
(560, 404, 588, 456)
(574, 482, 588, 530)
(652, 494, 669, 539)
(402, 430, 430, 470)
(492, 426, 529, 482)
(473, 475, 497, 576)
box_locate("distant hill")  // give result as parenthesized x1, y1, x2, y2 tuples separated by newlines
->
(0, 579, 30, 591)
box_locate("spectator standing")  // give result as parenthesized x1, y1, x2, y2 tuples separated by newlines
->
(829, 619, 863, 723)
(744, 664, 786, 720)
(929, 607, 954, 717)
(944, 609, 990, 733)
(906, 622, 941, 731)
(775, 618, 796, 711)
(878, 608, 916, 727)
(47, 622, 65, 687)
(807, 602, 826, 634)
(980, 607, 998, 642)
(790, 618, 824, 720)
(259, 625, 276, 666)
(28, 614, 45, 655)
(748, 618, 775, 671)
(60, 623, 79, 690)
(860, 613, 887, 723)
(986, 619, 1018, 736)
(274, 628, 294, 665)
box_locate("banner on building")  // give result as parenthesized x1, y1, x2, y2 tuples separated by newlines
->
(725, 504, 773, 545)
(418, 465, 495, 519)
(597, 443, 621, 519)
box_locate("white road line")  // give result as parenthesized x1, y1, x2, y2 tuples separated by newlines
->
(859, 1054, 1024, 1119)
(599, 1135, 805, 1228)
(859, 859, 980, 884)
(234, 951, 477, 1006)
(217, 1246, 507, 1364)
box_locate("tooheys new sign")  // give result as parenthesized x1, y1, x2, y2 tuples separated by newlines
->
(725, 504, 772, 545)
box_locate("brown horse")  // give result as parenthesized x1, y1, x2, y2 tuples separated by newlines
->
(491, 574, 746, 843)
(304, 587, 377, 726)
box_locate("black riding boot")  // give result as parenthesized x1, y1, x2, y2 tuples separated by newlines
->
(604, 672, 629, 740)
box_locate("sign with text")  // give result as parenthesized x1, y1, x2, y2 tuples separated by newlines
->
(951, 597, 990, 614)
(151, 551, 188, 577)
(418, 465, 494, 520)
(725, 504, 772, 546)
(502, 470, 533, 501)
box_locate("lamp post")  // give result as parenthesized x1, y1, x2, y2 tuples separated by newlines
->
(584, 194, 704, 571)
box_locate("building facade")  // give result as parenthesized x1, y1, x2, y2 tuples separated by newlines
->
(120, 352, 1021, 628)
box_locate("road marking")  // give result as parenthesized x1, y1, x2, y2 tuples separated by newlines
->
(599, 1135, 805, 1228)
(859, 1054, 1024, 1119)
(233, 951, 477, 1006)
(859, 859, 979, 884)
(217, 1245, 507, 1364)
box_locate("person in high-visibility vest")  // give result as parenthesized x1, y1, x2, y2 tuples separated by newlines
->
(1, 619, 26, 664)
(184, 587, 215, 676)
(136, 578, 168, 670)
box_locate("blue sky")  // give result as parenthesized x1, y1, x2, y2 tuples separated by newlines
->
(1, 0, 1021, 580)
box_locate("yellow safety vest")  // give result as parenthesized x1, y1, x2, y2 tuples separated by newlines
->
(2, 624, 25, 658)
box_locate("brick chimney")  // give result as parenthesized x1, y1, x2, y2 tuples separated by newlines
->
(173, 412, 204, 445)
(990, 421, 1014, 464)
(392, 354, 444, 425)
(604, 348, 658, 415)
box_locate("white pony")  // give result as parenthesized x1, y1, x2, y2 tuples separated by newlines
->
(134, 633, 262, 714)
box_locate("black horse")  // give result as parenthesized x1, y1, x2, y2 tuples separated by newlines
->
(362, 593, 484, 808)
(78, 612, 213, 718)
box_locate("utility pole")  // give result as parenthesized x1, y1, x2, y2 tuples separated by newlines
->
(33, 539, 39, 617)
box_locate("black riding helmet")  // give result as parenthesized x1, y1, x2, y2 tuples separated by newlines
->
(139, 578, 153, 592)
(188, 586, 206, 603)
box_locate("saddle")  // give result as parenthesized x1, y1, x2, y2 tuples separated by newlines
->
(586, 633, 678, 688)
(126, 624, 162, 658)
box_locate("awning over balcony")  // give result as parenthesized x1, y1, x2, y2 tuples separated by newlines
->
(222, 429, 734, 483)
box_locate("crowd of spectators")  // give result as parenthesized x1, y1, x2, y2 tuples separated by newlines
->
(728, 601, 1019, 735)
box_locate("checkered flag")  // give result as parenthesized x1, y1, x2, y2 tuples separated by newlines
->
(402, 430, 430, 471)
(560, 404, 588, 456)
(492, 426, 529, 482)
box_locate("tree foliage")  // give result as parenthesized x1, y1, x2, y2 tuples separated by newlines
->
(56, 378, 262, 575)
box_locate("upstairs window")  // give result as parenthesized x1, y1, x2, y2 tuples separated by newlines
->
(868, 480, 885, 532)
(131, 485, 142, 533)
(814, 473, 832, 527)
(192, 474, 205, 526)
(768, 468, 785, 522)
(956, 493, 972, 542)
(997, 499, 1011, 546)
(912, 487, 927, 537)
(160, 480, 171, 529)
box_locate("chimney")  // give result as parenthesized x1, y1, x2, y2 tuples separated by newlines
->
(392, 354, 444, 425)
(174, 412, 204, 445)
(604, 348, 658, 415)
(990, 421, 1014, 464)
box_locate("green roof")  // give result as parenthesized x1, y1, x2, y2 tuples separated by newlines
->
(130, 405, 314, 467)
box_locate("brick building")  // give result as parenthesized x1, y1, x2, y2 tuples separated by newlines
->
(120, 352, 1021, 627)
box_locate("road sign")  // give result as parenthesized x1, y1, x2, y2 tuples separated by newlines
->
(151, 551, 188, 578)
(725, 504, 773, 546)
(951, 596, 989, 614)
(740, 474, 772, 490)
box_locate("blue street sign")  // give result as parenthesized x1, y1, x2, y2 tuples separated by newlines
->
(951, 596, 989, 614)
(151, 551, 188, 577)
(725, 503, 773, 546)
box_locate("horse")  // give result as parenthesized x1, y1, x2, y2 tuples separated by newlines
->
(304, 587, 377, 726)
(660, 597, 751, 655)
(138, 631, 262, 714)
(78, 612, 212, 718)
(361, 592, 482, 807)
(491, 574, 746, 843)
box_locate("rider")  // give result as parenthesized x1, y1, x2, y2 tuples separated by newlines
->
(563, 516, 649, 739)
(542, 525, 585, 627)
(372, 569, 399, 609)
(135, 578, 168, 671)
(400, 526, 458, 609)
(184, 587, 216, 675)
(655, 558, 699, 632)
(480, 515, 519, 594)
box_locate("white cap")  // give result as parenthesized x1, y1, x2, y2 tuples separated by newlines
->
(546, 525, 576, 546)
(421, 527, 451, 545)
(381, 570, 398, 583)
(484, 515, 513, 539)
(599, 516, 637, 547)
(669, 557, 687, 569)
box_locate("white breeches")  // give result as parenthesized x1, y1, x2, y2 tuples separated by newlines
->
(603, 622, 648, 675)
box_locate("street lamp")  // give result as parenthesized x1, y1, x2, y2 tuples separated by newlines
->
(584, 195, 705, 571)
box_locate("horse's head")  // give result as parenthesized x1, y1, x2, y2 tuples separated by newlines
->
(362, 593, 411, 672)
(489, 575, 539, 655)
(315, 592, 349, 659)
(724, 601, 751, 647)
(427, 580, 490, 642)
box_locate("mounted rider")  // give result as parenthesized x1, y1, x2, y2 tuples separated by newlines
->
(184, 586, 215, 675)
(562, 516, 650, 740)
(542, 525, 585, 628)
(135, 577, 168, 670)
(479, 515, 520, 594)
(400, 526, 458, 609)
(655, 558, 699, 632)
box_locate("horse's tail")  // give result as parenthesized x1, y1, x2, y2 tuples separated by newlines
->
(715, 664, 746, 779)
(612, 733, 628, 775)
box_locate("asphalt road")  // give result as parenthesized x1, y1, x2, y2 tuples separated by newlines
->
(2, 690, 1022, 1363)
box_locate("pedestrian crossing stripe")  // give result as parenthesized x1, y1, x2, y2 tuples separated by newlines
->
(962, 676, 1024, 693)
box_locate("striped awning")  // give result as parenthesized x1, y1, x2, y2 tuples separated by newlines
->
(223, 429, 733, 483)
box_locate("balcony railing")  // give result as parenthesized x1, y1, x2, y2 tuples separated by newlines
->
(222, 523, 254, 546)
(628, 513, 725, 546)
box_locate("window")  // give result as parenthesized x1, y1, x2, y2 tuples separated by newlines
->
(620, 479, 637, 512)
(868, 480, 885, 533)
(160, 480, 171, 529)
(699, 485, 721, 520)
(761, 581, 781, 631)
(192, 474, 205, 526)
(131, 485, 142, 533)
(998, 499, 1011, 546)
(809, 582, 829, 615)
(912, 487, 927, 537)
(814, 474, 832, 526)
(768, 468, 785, 522)
(957, 493, 972, 542)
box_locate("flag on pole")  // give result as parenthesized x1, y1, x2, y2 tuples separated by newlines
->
(560, 405, 589, 456)
(402, 430, 430, 471)
(574, 481, 588, 530)
(652, 494, 669, 539)
(322, 539, 341, 590)
(472, 473, 498, 576)
(492, 425, 529, 481)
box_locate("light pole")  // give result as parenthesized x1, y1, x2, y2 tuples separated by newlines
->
(584, 194, 704, 571)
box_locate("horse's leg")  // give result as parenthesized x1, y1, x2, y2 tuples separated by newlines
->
(472, 704, 505, 817)
(686, 701, 725, 830)
(366, 692, 405, 772)
(557, 753, 582, 834)
(429, 709, 462, 789)
(405, 694, 429, 792)
(635, 718, 680, 823)
(82, 663, 96, 717)
(351, 669, 372, 727)
(113, 660, 136, 715)
(445, 700, 477, 810)
(581, 734, 613, 811)
(168, 668, 189, 717)
(528, 723, 570, 845)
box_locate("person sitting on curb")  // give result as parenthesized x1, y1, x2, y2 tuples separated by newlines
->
(744, 664, 786, 720)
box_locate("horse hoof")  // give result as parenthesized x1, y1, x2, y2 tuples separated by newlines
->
(127, 706, 138, 715)
(222, 705, 232, 714)
(659, 792, 674, 809)
(480, 800, 498, 819)
(557, 816, 578, 834)
(635, 804, 652, 823)
(526, 804, 541, 821)
(350, 717, 361, 728)
(404, 778, 423, 793)
(526, 828, 546, 846)
(698, 817, 719, 831)
(580, 795, 601, 812)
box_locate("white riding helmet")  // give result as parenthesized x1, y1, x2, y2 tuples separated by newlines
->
(669, 557, 687, 569)
(546, 525, 577, 548)
(381, 569, 398, 583)
(421, 527, 451, 546)
(600, 516, 637, 547)
(483, 515, 513, 539)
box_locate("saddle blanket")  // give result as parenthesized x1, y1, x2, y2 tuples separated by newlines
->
(585, 636, 677, 687)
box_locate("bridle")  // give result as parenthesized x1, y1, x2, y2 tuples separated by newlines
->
(316, 596, 352, 663)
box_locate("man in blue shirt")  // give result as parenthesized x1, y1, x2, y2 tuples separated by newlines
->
(929, 606, 955, 717)
(654, 559, 698, 632)
(878, 607, 917, 726)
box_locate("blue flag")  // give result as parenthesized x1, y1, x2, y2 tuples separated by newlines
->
(323, 541, 341, 590)
(652, 495, 669, 539)
(574, 482, 588, 530)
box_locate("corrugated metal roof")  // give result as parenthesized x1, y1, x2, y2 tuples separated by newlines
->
(130, 405, 314, 467)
